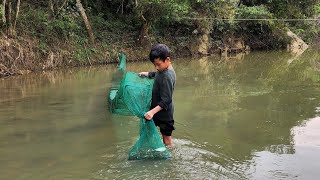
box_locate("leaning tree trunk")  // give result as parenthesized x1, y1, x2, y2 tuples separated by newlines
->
(75, 0, 95, 45)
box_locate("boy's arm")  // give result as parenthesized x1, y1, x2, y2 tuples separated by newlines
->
(144, 105, 162, 120)
(144, 76, 173, 120)
(138, 72, 156, 78)
(148, 72, 156, 78)
(158, 76, 173, 110)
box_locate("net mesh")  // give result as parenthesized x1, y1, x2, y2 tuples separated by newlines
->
(109, 53, 172, 160)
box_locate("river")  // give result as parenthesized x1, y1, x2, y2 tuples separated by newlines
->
(0, 50, 320, 179)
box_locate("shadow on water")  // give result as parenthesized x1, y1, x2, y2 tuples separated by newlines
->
(0, 50, 320, 179)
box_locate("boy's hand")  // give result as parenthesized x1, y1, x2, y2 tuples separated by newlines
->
(144, 110, 154, 120)
(138, 72, 148, 77)
(144, 106, 162, 120)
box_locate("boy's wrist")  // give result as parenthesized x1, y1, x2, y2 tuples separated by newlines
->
(151, 106, 162, 114)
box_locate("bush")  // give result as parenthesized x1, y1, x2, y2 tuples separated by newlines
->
(47, 14, 82, 39)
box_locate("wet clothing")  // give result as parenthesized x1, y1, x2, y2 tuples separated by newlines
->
(148, 65, 176, 136)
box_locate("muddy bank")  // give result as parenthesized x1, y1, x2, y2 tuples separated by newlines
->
(0, 33, 194, 78)
(0, 31, 316, 79)
(0, 34, 150, 78)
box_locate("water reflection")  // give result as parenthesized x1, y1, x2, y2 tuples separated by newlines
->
(247, 117, 320, 179)
(0, 66, 119, 179)
(0, 50, 320, 179)
(173, 50, 320, 175)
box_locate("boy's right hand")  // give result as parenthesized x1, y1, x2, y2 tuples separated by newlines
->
(138, 72, 148, 77)
(144, 110, 154, 120)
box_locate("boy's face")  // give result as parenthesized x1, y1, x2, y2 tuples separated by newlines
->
(153, 57, 170, 72)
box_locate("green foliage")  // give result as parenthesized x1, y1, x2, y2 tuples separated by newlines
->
(219, 5, 276, 35)
(19, 8, 49, 37)
(6, 0, 320, 69)
(213, 20, 237, 35)
(294, 20, 320, 43)
(233, 5, 289, 49)
(235, 0, 320, 44)
(236, 5, 274, 22)
(134, 0, 190, 24)
(47, 14, 81, 39)
(294, 28, 305, 36)
(267, 0, 319, 18)
(70, 33, 90, 62)
(315, 4, 320, 14)
(91, 14, 134, 34)
(20, 7, 82, 41)
(192, 0, 238, 18)
(73, 47, 90, 63)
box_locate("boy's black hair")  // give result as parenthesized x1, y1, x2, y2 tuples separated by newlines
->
(149, 44, 170, 63)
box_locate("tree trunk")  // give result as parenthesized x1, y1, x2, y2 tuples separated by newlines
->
(56, 0, 68, 17)
(139, 21, 151, 48)
(2, 0, 6, 24)
(13, 0, 21, 33)
(48, 0, 69, 19)
(48, 0, 55, 19)
(7, 0, 12, 35)
(139, 13, 151, 48)
(76, 0, 95, 45)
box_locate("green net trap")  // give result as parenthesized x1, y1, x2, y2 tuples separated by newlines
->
(108, 53, 172, 160)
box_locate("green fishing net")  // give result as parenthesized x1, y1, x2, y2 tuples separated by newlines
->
(109, 53, 172, 160)
(108, 53, 131, 115)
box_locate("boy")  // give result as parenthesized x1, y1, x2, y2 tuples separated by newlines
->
(139, 44, 176, 146)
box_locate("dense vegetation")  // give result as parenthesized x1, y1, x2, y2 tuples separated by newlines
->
(0, 0, 319, 77)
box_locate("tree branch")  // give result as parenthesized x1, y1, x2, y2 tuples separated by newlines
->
(55, 0, 68, 17)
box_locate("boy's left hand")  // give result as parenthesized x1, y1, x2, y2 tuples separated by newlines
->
(138, 72, 148, 77)
(144, 110, 154, 120)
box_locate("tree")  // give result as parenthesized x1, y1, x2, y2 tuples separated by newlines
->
(2, 0, 21, 36)
(76, 0, 95, 45)
(237, 0, 320, 19)
(132, 0, 189, 47)
(48, 0, 69, 19)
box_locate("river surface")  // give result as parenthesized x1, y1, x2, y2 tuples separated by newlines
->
(0, 50, 320, 179)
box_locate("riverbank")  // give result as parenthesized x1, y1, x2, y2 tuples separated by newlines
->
(1, 34, 318, 79)
(0, 34, 190, 78)
(1, 2, 319, 78)
(0, 15, 198, 79)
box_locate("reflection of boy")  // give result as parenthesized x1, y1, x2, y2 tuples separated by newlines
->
(138, 44, 176, 146)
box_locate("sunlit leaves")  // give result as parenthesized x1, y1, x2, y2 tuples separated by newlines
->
(134, 0, 190, 23)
